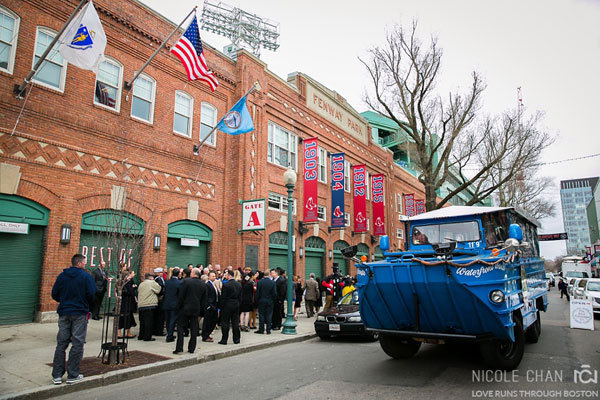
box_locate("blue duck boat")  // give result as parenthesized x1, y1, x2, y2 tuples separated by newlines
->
(343, 206, 548, 370)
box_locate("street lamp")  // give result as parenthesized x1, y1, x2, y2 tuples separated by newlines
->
(282, 167, 297, 335)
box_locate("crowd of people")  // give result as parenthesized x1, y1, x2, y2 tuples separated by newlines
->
(88, 262, 356, 354)
(50, 254, 356, 385)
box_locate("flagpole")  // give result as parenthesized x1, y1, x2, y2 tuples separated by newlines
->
(192, 81, 261, 155)
(124, 6, 197, 90)
(13, 0, 88, 98)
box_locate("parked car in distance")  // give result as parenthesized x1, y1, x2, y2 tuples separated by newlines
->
(574, 278, 600, 316)
(314, 290, 379, 341)
(545, 272, 555, 288)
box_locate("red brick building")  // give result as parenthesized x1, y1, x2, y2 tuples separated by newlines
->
(0, 0, 424, 324)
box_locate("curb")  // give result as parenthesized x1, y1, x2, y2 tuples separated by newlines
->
(2, 333, 317, 400)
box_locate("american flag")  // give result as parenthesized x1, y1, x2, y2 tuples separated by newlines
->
(95, 81, 116, 107)
(170, 15, 218, 91)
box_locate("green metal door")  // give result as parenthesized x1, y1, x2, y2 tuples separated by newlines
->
(166, 238, 207, 268)
(0, 226, 44, 324)
(0, 194, 49, 325)
(79, 209, 145, 313)
(304, 251, 323, 280)
(268, 247, 288, 270)
(79, 230, 142, 312)
(166, 220, 212, 268)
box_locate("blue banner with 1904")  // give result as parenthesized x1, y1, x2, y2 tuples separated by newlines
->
(330, 152, 345, 228)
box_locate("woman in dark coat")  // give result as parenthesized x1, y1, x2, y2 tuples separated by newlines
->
(239, 274, 254, 331)
(293, 275, 303, 321)
(118, 269, 138, 338)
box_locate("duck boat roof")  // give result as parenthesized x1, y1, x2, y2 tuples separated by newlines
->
(408, 206, 540, 227)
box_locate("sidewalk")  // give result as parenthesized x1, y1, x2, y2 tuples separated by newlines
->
(0, 313, 316, 400)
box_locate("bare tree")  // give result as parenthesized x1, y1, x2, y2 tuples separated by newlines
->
(449, 110, 554, 209)
(87, 186, 158, 364)
(361, 22, 553, 211)
(493, 170, 556, 220)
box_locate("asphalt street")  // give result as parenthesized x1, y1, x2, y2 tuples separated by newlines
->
(52, 291, 600, 400)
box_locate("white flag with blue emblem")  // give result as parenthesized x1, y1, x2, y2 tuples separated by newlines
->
(57, 0, 106, 73)
(217, 94, 254, 135)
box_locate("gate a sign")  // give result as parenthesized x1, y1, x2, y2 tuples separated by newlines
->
(241, 199, 265, 232)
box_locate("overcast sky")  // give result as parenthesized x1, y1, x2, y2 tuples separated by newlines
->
(140, 0, 599, 259)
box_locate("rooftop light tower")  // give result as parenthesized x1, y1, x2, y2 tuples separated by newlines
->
(200, 1, 280, 60)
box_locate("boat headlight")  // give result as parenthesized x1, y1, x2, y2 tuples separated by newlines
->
(316, 315, 326, 322)
(489, 290, 505, 304)
(347, 316, 362, 322)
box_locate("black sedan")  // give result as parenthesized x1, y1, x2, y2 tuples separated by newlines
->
(314, 290, 378, 341)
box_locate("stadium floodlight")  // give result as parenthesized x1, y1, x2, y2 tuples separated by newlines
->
(200, 1, 280, 59)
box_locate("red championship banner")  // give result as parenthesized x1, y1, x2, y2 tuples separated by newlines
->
(352, 165, 367, 232)
(415, 199, 425, 215)
(403, 193, 415, 217)
(302, 138, 318, 222)
(371, 174, 385, 235)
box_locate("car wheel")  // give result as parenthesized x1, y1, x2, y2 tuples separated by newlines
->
(379, 334, 421, 359)
(525, 311, 541, 344)
(479, 316, 525, 370)
(317, 333, 331, 340)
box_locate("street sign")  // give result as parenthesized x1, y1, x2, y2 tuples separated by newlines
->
(537, 232, 568, 241)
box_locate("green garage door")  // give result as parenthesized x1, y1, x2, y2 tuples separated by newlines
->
(304, 236, 325, 280)
(79, 210, 145, 312)
(269, 231, 289, 271)
(0, 194, 49, 325)
(166, 239, 207, 268)
(0, 226, 45, 324)
(333, 240, 349, 276)
(304, 251, 323, 280)
(166, 220, 212, 268)
(268, 247, 288, 271)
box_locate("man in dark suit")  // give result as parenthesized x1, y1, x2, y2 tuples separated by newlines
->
(174, 268, 207, 354)
(90, 261, 107, 320)
(254, 271, 277, 334)
(218, 269, 242, 345)
(202, 271, 219, 342)
(163, 268, 181, 343)
(271, 268, 287, 330)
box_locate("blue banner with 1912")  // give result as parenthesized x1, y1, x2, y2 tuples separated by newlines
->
(330, 152, 345, 228)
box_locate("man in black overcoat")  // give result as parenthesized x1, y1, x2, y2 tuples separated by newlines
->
(254, 271, 277, 334)
(218, 269, 242, 345)
(90, 261, 107, 320)
(202, 271, 219, 342)
(174, 268, 207, 354)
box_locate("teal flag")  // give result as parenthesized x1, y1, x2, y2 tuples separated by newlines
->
(217, 94, 253, 135)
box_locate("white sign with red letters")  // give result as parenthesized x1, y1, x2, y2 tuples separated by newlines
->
(241, 199, 265, 231)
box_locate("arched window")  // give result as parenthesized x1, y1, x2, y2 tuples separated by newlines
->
(0, 6, 20, 74)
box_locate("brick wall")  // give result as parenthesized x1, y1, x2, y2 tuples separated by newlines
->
(0, 0, 425, 315)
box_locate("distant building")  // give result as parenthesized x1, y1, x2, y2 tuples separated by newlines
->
(361, 111, 491, 207)
(560, 177, 599, 255)
(586, 182, 600, 245)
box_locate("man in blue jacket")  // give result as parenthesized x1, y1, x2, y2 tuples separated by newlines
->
(51, 254, 96, 385)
